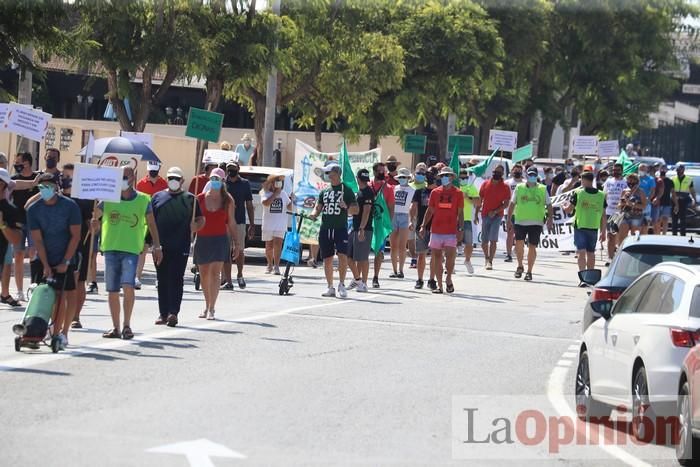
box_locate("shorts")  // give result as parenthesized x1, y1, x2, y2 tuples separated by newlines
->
(514, 224, 543, 246)
(429, 233, 457, 250)
(620, 216, 643, 228)
(194, 235, 230, 265)
(408, 229, 416, 241)
(462, 221, 473, 245)
(574, 229, 598, 253)
(481, 215, 502, 243)
(654, 205, 672, 220)
(14, 224, 31, 251)
(348, 229, 371, 262)
(225, 223, 247, 264)
(36, 265, 77, 292)
(4, 244, 13, 265)
(416, 231, 430, 254)
(104, 251, 139, 292)
(77, 240, 91, 282)
(262, 230, 286, 242)
(319, 227, 349, 259)
(392, 212, 409, 230)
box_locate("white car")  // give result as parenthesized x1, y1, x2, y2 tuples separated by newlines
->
(576, 262, 700, 439)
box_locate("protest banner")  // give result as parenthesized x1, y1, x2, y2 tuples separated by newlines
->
(293, 139, 381, 245)
(512, 144, 533, 164)
(488, 130, 518, 152)
(597, 140, 619, 157)
(571, 136, 599, 156)
(0, 103, 52, 142)
(0, 103, 8, 125)
(72, 163, 123, 202)
(203, 149, 239, 165)
(120, 131, 154, 148)
(98, 153, 142, 169)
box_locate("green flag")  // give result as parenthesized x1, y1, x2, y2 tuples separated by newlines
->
(617, 150, 638, 176)
(340, 139, 358, 193)
(449, 141, 461, 187)
(623, 162, 640, 177)
(371, 188, 393, 253)
(512, 144, 533, 164)
(471, 147, 499, 177)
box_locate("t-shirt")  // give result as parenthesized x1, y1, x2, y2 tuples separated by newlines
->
(460, 183, 479, 221)
(317, 183, 356, 230)
(188, 174, 209, 195)
(136, 176, 168, 196)
(393, 185, 416, 215)
(428, 185, 464, 235)
(603, 177, 628, 215)
(71, 197, 95, 243)
(11, 172, 39, 223)
(639, 175, 656, 199)
(234, 144, 255, 165)
(369, 180, 395, 208)
(261, 190, 290, 233)
(152, 191, 201, 255)
(226, 177, 253, 225)
(479, 180, 511, 217)
(658, 177, 674, 206)
(0, 200, 21, 263)
(26, 195, 81, 267)
(353, 186, 375, 231)
(416, 187, 432, 230)
(510, 184, 552, 226)
(506, 177, 524, 192)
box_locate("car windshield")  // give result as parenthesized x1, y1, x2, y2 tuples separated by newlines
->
(611, 245, 700, 286)
(239, 172, 269, 194)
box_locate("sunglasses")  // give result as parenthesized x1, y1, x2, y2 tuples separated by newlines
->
(167, 176, 182, 181)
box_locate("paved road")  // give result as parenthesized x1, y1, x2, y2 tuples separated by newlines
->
(0, 249, 680, 466)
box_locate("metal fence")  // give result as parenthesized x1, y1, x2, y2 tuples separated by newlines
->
(629, 122, 700, 164)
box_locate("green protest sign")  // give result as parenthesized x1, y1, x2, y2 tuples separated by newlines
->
(447, 135, 474, 155)
(185, 108, 224, 143)
(512, 144, 533, 164)
(403, 134, 426, 154)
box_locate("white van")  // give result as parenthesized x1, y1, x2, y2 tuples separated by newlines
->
(458, 154, 511, 178)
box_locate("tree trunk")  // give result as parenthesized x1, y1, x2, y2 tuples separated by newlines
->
(478, 112, 497, 155)
(537, 118, 556, 159)
(253, 94, 266, 159)
(205, 77, 224, 113)
(431, 116, 448, 160)
(517, 113, 531, 145)
(369, 133, 379, 150)
(314, 113, 323, 151)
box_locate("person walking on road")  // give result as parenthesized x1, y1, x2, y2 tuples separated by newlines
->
(507, 167, 554, 282)
(27, 173, 81, 349)
(261, 174, 292, 274)
(565, 170, 606, 274)
(672, 163, 696, 236)
(152, 167, 205, 326)
(347, 168, 374, 293)
(389, 167, 418, 279)
(504, 164, 524, 263)
(617, 173, 648, 239)
(408, 163, 428, 269)
(92, 167, 163, 340)
(134, 162, 168, 289)
(11, 151, 40, 302)
(222, 161, 254, 290)
(637, 163, 656, 234)
(419, 167, 463, 294)
(0, 169, 22, 308)
(194, 168, 239, 320)
(308, 161, 358, 298)
(369, 162, 394, 288)
(603, 163, 628, 265)
(459, 167, 480, 274)
(653, 165, 677, 235)
(477, 165, 510, 271)
(414, 168, 437, 290)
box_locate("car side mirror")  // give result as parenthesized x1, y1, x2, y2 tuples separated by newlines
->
(591, 300, 613, 320)
(578, 269, 602, 286)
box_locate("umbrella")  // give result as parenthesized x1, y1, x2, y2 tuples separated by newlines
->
(77, 136, 161, 163)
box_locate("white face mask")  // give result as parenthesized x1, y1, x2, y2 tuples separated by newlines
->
(274, 180, 283, 188)
(168, 179, 181, 191)
(121, 179, 131, 191)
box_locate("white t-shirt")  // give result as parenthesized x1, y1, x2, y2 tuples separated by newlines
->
(261, 190, 290, 232)
(603, 178, 628, 215)
(393, 185, 416, 215)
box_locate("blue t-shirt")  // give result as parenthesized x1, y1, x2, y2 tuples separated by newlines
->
(27, 195, 82, 267)
(151, 191, 201, 256)
(234, 144, 255, 165)
(639, 175, 656, 199)
(226, 177, 253, 225)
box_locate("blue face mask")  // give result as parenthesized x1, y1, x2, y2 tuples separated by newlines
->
(39, 186, 55, 201)
(398, 178, 409, 186)
(528, 176, 538, 184)
(415, 174, 426, 183)
(210, 179, 222, 191)
(441, 176, 450, 186)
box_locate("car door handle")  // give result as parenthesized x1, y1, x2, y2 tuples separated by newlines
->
(611, 333, 618, 345)
(633, 335, 640, 345)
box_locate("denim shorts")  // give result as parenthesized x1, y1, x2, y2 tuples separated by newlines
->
(104, 251, 138, 292)
(392, 212, 409, 230)
(652, 205, 672, 220)
(620, 216, 643, 228)
(574, 229, 598, 253)
(481, 215, 502, 243)
(462, 221, 473, 245)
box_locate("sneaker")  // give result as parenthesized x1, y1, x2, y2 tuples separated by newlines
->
(409, 258, 417, 269)
(356, 282, 368, 293)
(221, 281, 234, 290)
(485, 261, 493, 271)
(16, 291, 25, 302)
(134, 279, 142, 290)
(87, 282, 98, 294)
(464, 260, 474, 274)
(338, 283, 348, 298)
(415, 279, 424, 289)
(457, 245, 464, 256)
(166, 314, 178, 327)
(207, 310, 216, 320)
(155, 316, 167, 325)
(71, 320, 82, 329)
(427, 279, 437, 290)
(504, 255, 513, 263)
(307, 259, 318, 269)
(397, 271, 404, 279)
(265, 266, 273, 274)
(372, 277, 380, 289)
(58, 333, 67, 350)
(237, 277, 246, 289)
(322, 287, 336, 298)
(273, 267, 281, 276)
(348, 279, 360, 290)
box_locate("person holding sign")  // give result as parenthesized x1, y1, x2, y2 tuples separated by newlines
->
(11, 151, 40, 302)
(507, 167, 554, 282)
(308, 161, 358, 298)
(261, 174, 292, 275)
(91, 167, 163, 340)
(565, 171, 607, 275)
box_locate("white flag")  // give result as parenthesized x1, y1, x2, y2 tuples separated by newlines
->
(85, 131, 95, 162)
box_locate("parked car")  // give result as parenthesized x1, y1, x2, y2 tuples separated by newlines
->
(677, 330, 700, 465)
(238, 165, 294, 247)
(576, 263, 700, 442)
(459, 155, 511, 178)
(580, 234, 700, 332)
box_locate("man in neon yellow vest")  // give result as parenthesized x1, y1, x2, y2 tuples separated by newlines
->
(565, 171, 606, 274)
(506, 167, 554, 282)
(672, 163, 696, 236)
(91, 167, 163, 340)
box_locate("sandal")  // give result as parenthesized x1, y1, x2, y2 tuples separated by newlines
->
(446, 282, 454, 294)
(524, 272, 533, 281)
(71, 320, 83, 329)
(1, 295, 20, 307)
(432, 288, 444, 294)
(514, 266, 524, 279)
(122, 326, 134, 340)
(102, 328, 121, 339)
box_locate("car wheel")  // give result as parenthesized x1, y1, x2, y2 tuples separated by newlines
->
(632, 366, 655, 442)
(677, 381, 700, 465)
(575, 350, 609, 420)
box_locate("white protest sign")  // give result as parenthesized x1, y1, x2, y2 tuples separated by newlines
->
(120, 131, 154, 148)
(488, 130, 518, 152)
(571, 136, 599, 155)
(98, 153, 142, 169)
(597, 140, 619, 157)
(0, 103, 8, 125)
(73, 163, 123, 202)
(0, 103, 52, 142)
(203, 149, 239, 165)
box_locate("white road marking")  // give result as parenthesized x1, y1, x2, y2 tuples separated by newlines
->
(561, 351, 578, 358)
(147, 438, 245, 467)
(556, 359, 573, 367)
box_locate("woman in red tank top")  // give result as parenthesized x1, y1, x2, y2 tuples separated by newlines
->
(194, 168, 239, 320)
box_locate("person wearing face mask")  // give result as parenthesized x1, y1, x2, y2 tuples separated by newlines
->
(653, 165, 677, 235)
(151, 167, 204, 326)
(261, 175, 292, 275)
(459, 167, 480, 274)
(26, 172, 81, 350)
(221, 160, 255, 290)
(388, 168, 418, 279)
(407, 163, 428, 269)
(188, 162, 218, 196)
(385, 155, 401, 186)
(603, 163, 628, 265)
(543, 167, 554, 195)
(91, 167, 162, 340)
(134, 162, 168, 290)
(507, 167, 554, 282)
(564, 158, 575, 175)
(0, 169, 22, 308)
(234, 134, 256, 165)
(477, 165, 510, 271)
(11, 151, 40, 302)
(413, 168, 437, 290)
(565, 171, 607, 276)
(503, 164, 525, 262)
(672, 163, 696, 236)
(636, 163, 656, 233)
(617, 173, 647, 239)
(369, 162, 395, 289)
